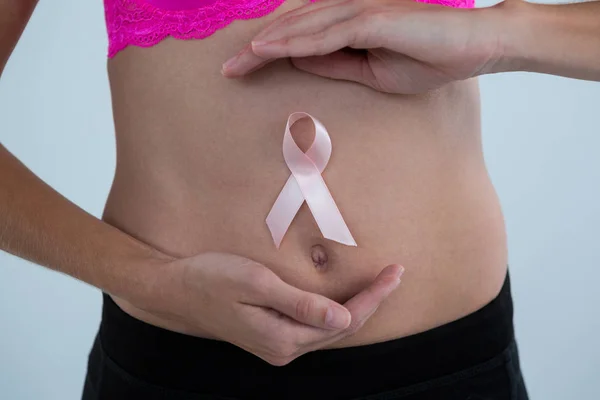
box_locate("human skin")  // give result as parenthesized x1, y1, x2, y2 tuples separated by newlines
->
(102, 0, 507, 350)
(0, 0, 501, 363)
(224, 0, 600, 91)
(0, 0, 404, 366)
(6, 0, 597, 366)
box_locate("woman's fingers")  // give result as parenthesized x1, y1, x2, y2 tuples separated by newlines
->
(221, 42, 268, 77)
(254, 0, 356, 43)
(342, 264, 404, 329)
(251, 17, 370, 58)
(294, 265, 405, 356)
(257, 3, 359, 44)
(291, 50, 379, 88)
(260, 272, 352, 330)
(242, 263, 404, 365)
(222, 2, 372, 77)
(221, 1, 348, 77)
(222, 21, 352, 76)
(289, 264, 404, 347)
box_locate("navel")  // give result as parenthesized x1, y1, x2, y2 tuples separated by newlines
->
(310, 244, 329, 271)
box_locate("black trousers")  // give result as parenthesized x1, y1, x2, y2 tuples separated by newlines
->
(82, 272, 528, 400)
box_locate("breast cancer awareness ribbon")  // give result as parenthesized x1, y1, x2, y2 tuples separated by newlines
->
(266, 112, 357, 248)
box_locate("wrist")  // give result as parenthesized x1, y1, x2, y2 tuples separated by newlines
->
(480, 0, 535, 75)
(98, 243, 179, 313)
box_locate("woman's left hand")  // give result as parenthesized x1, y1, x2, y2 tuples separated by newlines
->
(221, 0, 509, 94)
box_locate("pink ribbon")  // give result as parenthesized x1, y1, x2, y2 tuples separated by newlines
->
(266, 112, 357, 248)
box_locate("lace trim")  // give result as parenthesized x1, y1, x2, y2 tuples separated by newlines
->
(105, 0, 475, 58)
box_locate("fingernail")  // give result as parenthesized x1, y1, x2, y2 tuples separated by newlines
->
(325, 307, 350, 329)
(397, 265, 405, 279)
(392, 266, 405, 288)
(251, 40, 269, 48)
(221, 57, 238, 72)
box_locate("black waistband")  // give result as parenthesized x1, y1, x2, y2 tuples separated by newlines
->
(99, 272, 514, 399)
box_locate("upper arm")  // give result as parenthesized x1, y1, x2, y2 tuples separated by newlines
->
(0, 0, 39, 76)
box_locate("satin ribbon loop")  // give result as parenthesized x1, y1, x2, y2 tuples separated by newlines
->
(266, 112, 357, 248)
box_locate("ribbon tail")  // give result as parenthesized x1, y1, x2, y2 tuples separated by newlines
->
(266, 175, 304, 248)
(294, 169, 357, 247)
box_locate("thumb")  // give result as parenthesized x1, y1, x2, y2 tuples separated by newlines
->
(267, 277, 351, 330)
(291, 50, 379, 89)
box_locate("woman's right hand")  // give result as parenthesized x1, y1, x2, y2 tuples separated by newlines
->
(136, 252, 404, 366)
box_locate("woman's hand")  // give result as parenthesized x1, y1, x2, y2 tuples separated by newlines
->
(222, 0, 505, 94)
(139, 252, 403, 366)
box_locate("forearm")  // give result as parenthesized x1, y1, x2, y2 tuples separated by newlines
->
(491, 0, 600, 81)
(0, 145, 172, 306)
(0, 0, 174, 309)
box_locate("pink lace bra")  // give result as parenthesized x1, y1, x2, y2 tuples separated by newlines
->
(104, 0, 475, 58)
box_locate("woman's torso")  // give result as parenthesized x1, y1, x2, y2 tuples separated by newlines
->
(103, 0, 508, 347)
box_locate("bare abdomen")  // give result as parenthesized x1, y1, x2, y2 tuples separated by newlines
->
(102, 1, 508, 346)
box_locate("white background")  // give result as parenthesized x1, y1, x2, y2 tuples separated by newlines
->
(1, 0, 599, 399)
